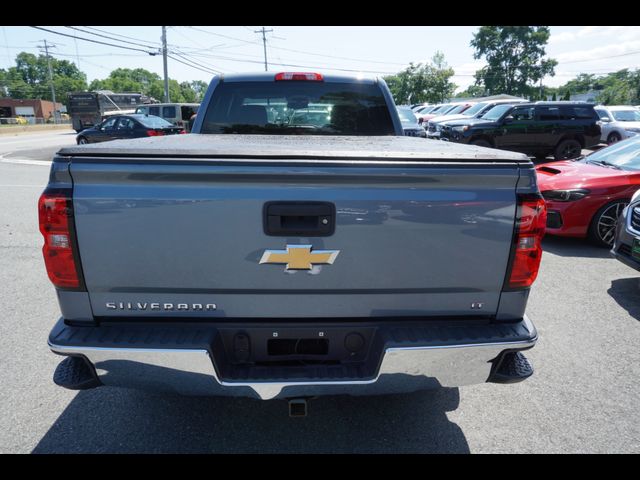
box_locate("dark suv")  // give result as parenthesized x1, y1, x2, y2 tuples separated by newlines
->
(439, 102, 601, 160)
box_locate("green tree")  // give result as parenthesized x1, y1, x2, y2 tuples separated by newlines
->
(454, 84, 486, 98)
(189, 80, 209, 102)
(3, 52, 87, 107)
(384, 52, 456, 104)
(556, 69, 640, 104)
(89, 68, 205, 103)
(470, 26, 557, 97)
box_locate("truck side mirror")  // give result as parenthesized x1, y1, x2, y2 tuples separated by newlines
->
(600, 116, 611, 123)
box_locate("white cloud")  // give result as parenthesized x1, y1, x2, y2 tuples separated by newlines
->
(451, 60, 486, 92)
(549, 31, 576, 44)
(555, 40, 640, 63)
(550, 26, 640, 45)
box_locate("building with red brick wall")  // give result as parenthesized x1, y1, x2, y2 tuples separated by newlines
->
(0, 98, 64, 122)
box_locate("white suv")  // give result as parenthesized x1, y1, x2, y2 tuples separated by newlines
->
(594, 105, 640, 144)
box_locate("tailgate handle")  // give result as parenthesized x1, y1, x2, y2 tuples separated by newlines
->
(264, 202, 335, 236)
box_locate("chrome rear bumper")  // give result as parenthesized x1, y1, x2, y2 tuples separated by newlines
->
(49, 317, 537, 400)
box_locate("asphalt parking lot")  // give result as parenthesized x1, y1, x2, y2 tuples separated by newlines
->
(0, 131, 638, 453)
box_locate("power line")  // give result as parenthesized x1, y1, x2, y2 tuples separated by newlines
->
(80, 26, 162, 46)
(170, 51, 399, 74)
(63, 26, 159, 50)
(168, 50, 221, 74)
(30, 26, 158, 55)
(187, 26, 261, 45)
(166, 53, 219, 75)
(558, 49, 640, 65)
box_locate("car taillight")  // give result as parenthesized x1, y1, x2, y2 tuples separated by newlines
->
(505, 195, 547, 290)
(179, 129, 186, 134)
(146, 129, 165, 136)
(274, 72, 323, 81)
(38, 190, 83, 289)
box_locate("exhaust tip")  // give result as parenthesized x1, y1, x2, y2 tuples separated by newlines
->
(288, 398, 308, 418)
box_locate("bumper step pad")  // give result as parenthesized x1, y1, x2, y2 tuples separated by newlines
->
(489, 351, 533, 384)
(53, 355, 102, 390)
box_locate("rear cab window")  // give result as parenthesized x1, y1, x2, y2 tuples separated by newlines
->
(200, 80, 395, 135)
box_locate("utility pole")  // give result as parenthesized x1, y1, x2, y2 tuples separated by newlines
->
(38, 39, 59, 124)
(539, 77, 543, 101)
(255, 26, 273, 71)
(162, 26, 170, 102)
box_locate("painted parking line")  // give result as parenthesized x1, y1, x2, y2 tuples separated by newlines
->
(0, 153, 51, 166)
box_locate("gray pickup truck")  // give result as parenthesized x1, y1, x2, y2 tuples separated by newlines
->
(40, 72, 545, 412)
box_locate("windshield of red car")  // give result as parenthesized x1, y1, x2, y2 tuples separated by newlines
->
(584, 137, 640, 170)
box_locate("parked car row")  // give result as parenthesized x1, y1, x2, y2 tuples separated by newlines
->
(405, 101, 640, 256)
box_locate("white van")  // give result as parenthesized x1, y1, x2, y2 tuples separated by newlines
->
(134, 103, 200, 132)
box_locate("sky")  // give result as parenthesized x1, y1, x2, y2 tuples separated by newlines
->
(1, 26, 639, 92)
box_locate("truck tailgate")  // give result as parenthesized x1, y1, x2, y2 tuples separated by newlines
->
(69, 158, 520, 319)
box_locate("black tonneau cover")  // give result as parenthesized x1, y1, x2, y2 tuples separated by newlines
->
(58, 134, 531, 163)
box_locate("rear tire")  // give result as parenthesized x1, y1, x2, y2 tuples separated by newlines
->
(607, 132, 622, 145)
(588, 200, 628, 247)
(554, 139, 582, 160)
(471, 139, 491, 148)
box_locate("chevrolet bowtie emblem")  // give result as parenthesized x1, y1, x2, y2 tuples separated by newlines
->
(259, 245, 340, 270)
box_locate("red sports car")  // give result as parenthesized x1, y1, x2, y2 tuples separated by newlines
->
(536, 136, 640, 247)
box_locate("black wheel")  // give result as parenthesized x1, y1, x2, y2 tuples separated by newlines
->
(607, 132, 622, 145)
(554, 139, 582, 160)
(471, 139, 491, 148)
(77, 136, 88, 145)
(588, 200, 628, 247)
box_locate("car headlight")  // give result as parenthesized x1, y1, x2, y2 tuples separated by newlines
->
(541, 189, 591, 202)
(452, 125, 470, 132)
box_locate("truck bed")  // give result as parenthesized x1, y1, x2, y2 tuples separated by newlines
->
(57, 134, 532, 163)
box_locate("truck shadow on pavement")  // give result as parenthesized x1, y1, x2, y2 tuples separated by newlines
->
(32, 385, 469, 453)
(608, 277, 640, 322)
(542, 236, 611, 259)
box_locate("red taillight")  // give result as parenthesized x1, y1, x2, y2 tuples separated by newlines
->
(506, 195, 547, 289)
(274, 72, 323, 81)
(179, 129, 186, 134)
(146, 129, 165, 136)
(38, 191, 82, 289)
